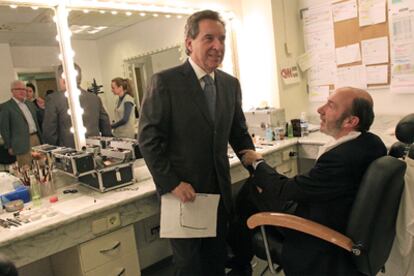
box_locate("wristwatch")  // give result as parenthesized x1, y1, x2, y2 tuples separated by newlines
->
(252, 158, 264, 170)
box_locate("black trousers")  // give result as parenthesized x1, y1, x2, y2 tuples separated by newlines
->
(169, 199, 229, 276)
(227, 177, 296, 269)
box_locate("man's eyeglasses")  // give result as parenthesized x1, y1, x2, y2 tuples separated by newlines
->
(12, 88, 27, 92)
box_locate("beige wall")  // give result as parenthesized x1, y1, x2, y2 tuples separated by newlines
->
(271, 0, 308, 121)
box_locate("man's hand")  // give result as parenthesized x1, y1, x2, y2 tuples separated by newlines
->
(171, 181, 196, 203)
(239, 149, 263, 166)
(36, 98, 45, 109)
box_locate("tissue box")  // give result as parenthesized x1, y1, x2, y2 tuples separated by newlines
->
(2, 185, 30, 203)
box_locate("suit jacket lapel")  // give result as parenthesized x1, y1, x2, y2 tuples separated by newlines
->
(181, 61, 214, 128)
(9, 99, 28, 125)
(215, 71, 226, 125)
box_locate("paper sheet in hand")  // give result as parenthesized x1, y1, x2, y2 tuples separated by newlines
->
(160, 193, 220, 238)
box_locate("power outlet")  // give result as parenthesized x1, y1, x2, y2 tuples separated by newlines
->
(144, 216, 160, 243)
(107, 212, 121, 230)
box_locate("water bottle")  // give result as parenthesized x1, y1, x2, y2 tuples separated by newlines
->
(265, 124, 273, 142)
(300, 112, 309, 137)
(29, 175, 42, 207)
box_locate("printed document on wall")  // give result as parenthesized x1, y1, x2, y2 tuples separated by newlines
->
(359, 0, 386, 27)
(307, 62, 336, 86)
(361, 36, 389, 65)
(333, 0, 357, 22)
(302, 3, 335, 53)
(366, 65, 388, 84)
(309, 85, 330, 102)
(335, 43, 362, 65)
(336, 65, 367, 89)
(389, 0, 414, 93)
(160, 193, 220, 238)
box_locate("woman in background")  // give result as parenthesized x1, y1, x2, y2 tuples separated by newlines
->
(110, 78, 136, 139)
(26, 83, 44, 131)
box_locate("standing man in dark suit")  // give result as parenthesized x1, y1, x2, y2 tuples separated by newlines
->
(138, 10, 255, 276)
(0, 80, 42, 167)
(229, 87, 387, 276)
(43, 63, 112, 148)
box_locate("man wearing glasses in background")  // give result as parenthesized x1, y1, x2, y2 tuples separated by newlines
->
(0, 80, 42, 167)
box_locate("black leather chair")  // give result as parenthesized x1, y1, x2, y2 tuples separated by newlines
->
(389, 114, 414, 158)
(247, 156, 406, 275)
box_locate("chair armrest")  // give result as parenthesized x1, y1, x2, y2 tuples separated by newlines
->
(247, 212, 353, 252)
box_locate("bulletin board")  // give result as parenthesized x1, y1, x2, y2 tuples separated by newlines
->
(300, 0, 391, 91)
(333, 1, 390, 87)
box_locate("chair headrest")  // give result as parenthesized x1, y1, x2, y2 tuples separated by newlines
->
(395, 114, 414, 144)
(409, 144, 414, 159)
(389, 141, 407, 159)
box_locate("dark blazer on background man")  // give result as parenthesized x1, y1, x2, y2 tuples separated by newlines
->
(42, 89, 112, 148)
(138, 60, 254, 213)
(0, 99, 42, 155)
(253, 132, 387, 275)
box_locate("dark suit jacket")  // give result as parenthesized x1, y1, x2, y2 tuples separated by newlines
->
(42, 89, 111, 148)
(0, 99, 42, 155)
(138, 61, 254, 212)
(253, 132, 387, 275)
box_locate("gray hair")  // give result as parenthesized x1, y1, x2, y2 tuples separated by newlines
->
(10, 80, 25, 90)
(184, 10, 225, 55)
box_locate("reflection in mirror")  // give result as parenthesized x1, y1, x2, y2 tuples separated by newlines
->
(68, 9, 188, 122)
(0, 5, 58, 103)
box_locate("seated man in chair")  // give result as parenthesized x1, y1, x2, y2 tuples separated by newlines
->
(228, 87, 387, 276)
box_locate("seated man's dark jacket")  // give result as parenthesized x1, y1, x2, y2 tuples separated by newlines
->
(253, 132, 387, 275)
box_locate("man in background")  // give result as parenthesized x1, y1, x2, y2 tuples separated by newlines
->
(43, 63, 111, 148)
(0, 80, 42, 167)
(138, 10, 255, 275)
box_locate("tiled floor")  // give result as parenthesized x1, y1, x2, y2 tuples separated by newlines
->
(141, 256, 285, 276)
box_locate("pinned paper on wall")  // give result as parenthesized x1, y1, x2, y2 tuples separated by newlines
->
(307, 62, 336, 86)
(335, 43, 361, 65)
(296, 50, 323, 72)
(366, 65, 388, 84)
(333, 0, 357, 22)
(336, 65, 367, 89)
(308, 85, 330, 102)
(389, 2, 414, 93)
(358, 0, 386, 27)
(361, 36, 389, 65)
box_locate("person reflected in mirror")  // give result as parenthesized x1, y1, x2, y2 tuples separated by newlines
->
(138, 9, 255, 276)
(0, 80, 42, 167)
(110, 78, 137, 139)
(228, 87, 387, 276)
(45, 89, 55, 97)
(26, 83, 44, 131)
(42, 63, 112, 148)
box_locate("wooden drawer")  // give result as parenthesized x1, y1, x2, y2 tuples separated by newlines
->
(85, 253, 140, 276)
(80, 226, 137, 272)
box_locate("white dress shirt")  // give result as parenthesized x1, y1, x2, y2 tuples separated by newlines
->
(188, 57, 215, 89)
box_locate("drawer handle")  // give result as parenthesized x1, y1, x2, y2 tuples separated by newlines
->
(116, 267, 126, 276)
(99, 241, 121, 253)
